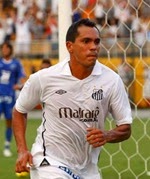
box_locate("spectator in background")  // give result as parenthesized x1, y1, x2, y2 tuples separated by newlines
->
(131, 10, 148, 47)
(139, 0, 150, 18)
(72, 0, 82, 23)
(35, 0, 47, 11)
(13, 0, 31, 21)
(94, 0, 105, 26)
(27, 2, 39, 38)
(114, 0, 130, 38)
(105, 0, 114, 20)
(134, 26, 147, 47)
(31, 11, 45, 40)
(14, 10, 32, 56)
(40, 58, 51, 69)
(107, 18, 118, 46)
(130, 9, 141, 33)
(72, 9, 82, 23)
(4, 11, 16, 42)
(44, 13, 58, 41)
(50, 0, 59, 15)
(2, 0, 13, 10)
(81, 0, 96, 20)
(30, 58, 51, 74)
(0, 42, 26, 157)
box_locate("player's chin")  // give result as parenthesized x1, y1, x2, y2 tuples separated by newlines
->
(87, 58, 97, 66)
(88, 55, 97, 61)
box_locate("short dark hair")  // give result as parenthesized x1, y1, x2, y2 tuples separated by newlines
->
(1, 41, 13, 55)
(66, 18, 100, 42)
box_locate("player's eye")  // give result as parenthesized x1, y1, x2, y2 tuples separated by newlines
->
(94, 38, 100, 45)
(83, 38, 90, 44)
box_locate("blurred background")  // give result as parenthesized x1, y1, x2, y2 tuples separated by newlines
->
(0, 0, 149, 108)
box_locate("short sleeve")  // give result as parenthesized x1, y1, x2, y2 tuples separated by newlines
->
(15, 72, 41, 113)
(109, 76, 133, 126)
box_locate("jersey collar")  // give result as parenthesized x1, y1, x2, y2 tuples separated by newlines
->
(60, 58, 102, 76)
(2, 58, 13, 64)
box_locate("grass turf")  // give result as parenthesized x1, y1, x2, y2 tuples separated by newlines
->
(0, 117, 149, 179)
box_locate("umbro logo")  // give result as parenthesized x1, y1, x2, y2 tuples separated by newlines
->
(55, 89, 67, 95)
(40, 158, 50, 167)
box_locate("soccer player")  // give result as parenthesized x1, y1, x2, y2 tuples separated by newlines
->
(12, 18, 132, 178)
(0, 42, 26, 157)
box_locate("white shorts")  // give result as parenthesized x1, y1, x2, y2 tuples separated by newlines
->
(30, 156, 101, 179)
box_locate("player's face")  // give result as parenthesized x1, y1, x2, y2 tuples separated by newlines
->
(1, 44, 12, 59)
(67, 26, 100, 68)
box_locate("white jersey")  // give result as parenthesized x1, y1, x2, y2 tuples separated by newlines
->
(15, 59, 132, 171)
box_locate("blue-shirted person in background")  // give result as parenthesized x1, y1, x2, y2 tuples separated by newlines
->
(0, 41, 26, 157)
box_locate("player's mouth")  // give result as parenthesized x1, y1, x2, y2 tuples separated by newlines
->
(87, 53, 98, 59)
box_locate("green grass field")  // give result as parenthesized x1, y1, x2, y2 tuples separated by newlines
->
(0, 117, 149, 179)
(0, 119, 40, 179)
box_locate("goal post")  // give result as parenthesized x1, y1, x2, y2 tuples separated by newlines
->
(58, 0, 72, 61)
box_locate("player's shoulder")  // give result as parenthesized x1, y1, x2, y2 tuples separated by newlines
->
(39, 59, 68, 75)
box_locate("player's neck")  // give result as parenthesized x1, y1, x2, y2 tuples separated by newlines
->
(69, 61, 93, 80)
(3, 55, 12, 61)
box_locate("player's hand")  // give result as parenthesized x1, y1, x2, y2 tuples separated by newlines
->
(15, 150, 33, 173)
(13, 84, 23, 90)
(86, 128, 107, 148)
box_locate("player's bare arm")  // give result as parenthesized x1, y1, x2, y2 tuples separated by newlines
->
(13, 77, 26, 90)
(12, 108, 33, 173)
(86, 124, 131, 148)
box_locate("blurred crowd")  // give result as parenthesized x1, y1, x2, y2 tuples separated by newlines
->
(73, 0, 150, 47)
(0, 0, 58, 55)
(0, 0, 149, 55)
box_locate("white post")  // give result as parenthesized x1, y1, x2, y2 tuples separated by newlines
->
(58, 0, 72, 61)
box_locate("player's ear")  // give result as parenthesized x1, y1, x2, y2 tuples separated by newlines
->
(66, 41, 73, 53)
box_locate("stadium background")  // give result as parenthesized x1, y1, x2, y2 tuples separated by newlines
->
(0, 0, 150, 108)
